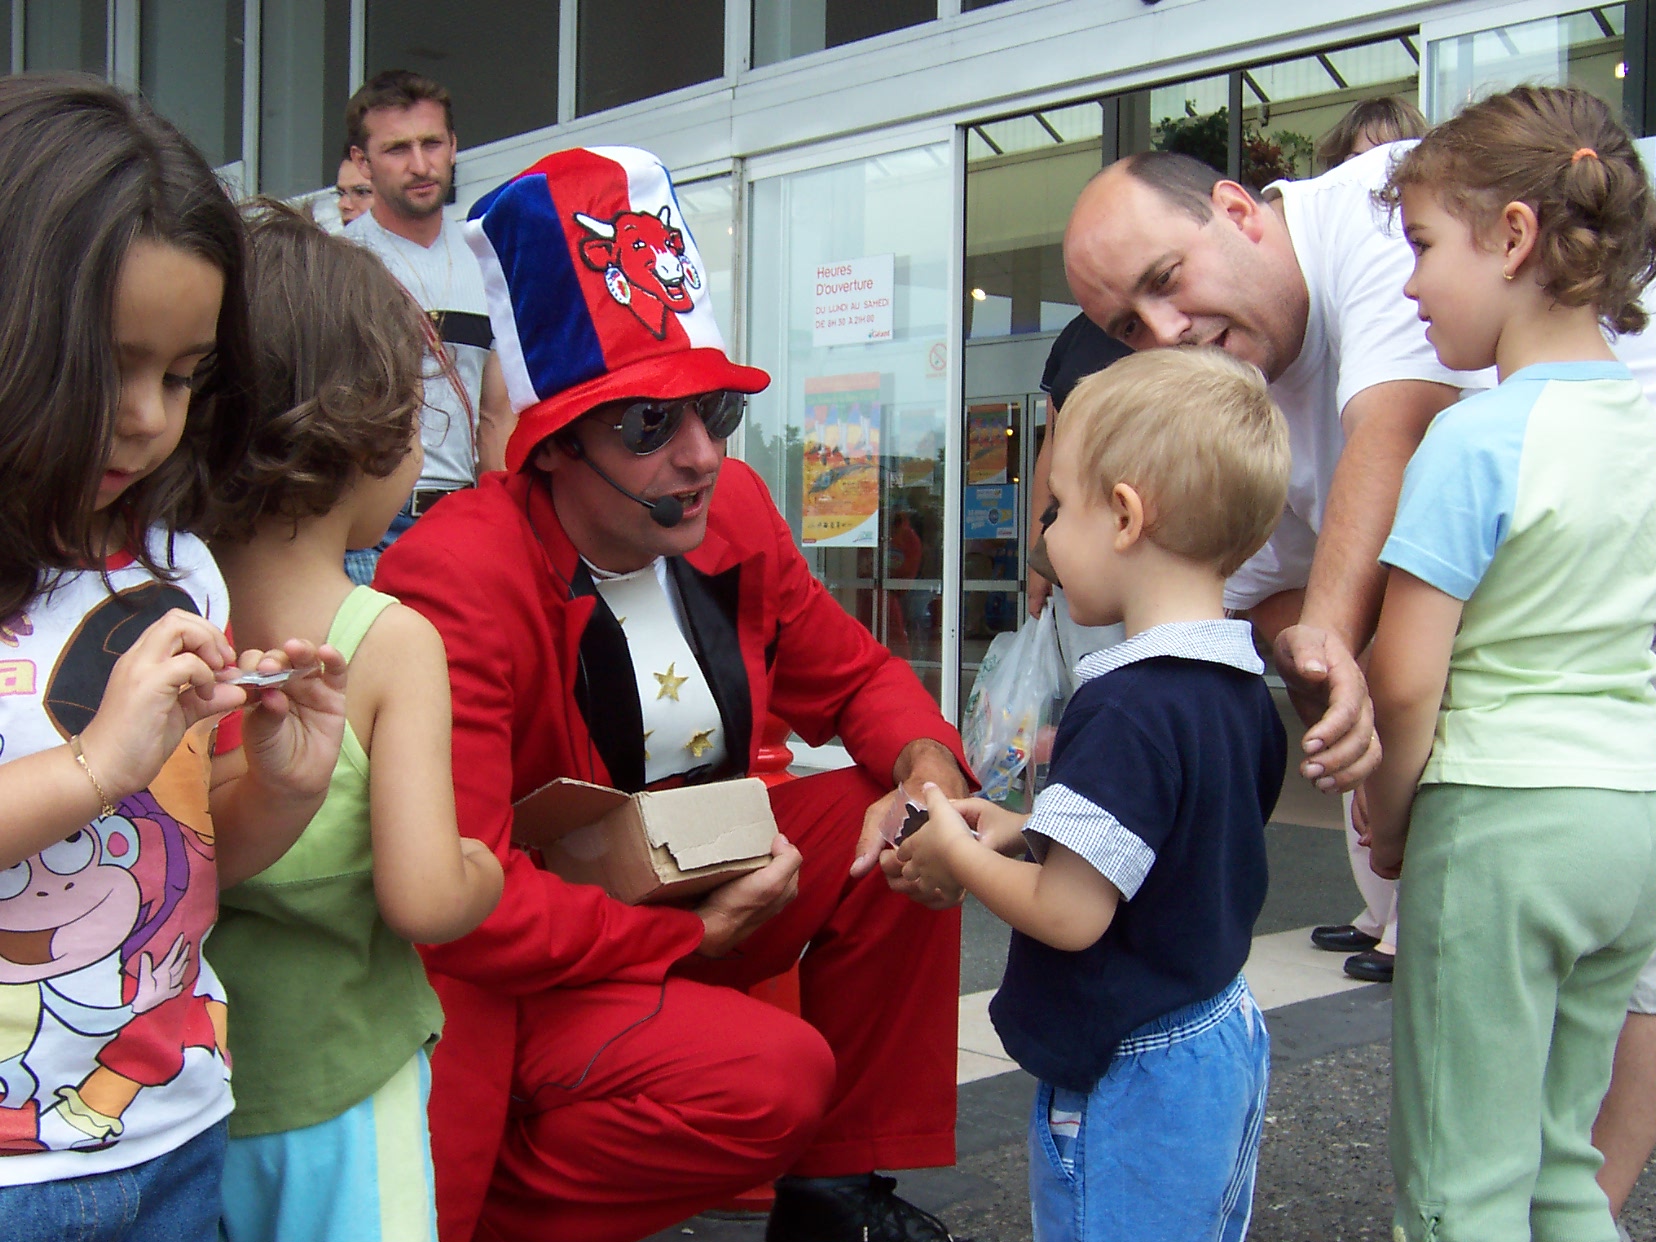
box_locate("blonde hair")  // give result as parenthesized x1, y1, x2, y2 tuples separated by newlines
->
(1379, 85, 1656, 335)
(1058, 347, 1289, 577)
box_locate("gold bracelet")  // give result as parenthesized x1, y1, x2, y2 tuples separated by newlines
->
(69, 735, 118, 819)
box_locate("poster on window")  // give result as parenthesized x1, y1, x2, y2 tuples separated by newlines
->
(812, 255, 895, 347)
(964, 483, 1018, 541)
(802, 372, 883, 546)
(966, 402, 1014, 484)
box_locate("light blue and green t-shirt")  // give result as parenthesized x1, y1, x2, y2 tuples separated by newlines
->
(1381, 360, 1656, 791)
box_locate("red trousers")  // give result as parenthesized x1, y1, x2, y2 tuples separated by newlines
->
(433, 767, 962, 1242)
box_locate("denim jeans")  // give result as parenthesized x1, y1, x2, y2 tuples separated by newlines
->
(1029, 974, 1270, 1242)
(344, 510, 415, 587)
(0, 1117, 227, 1242)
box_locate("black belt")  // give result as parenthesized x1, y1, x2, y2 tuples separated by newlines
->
(404, 485, 469, 519)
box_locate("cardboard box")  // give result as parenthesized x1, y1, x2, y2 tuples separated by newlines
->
(512, 776, 777, 905)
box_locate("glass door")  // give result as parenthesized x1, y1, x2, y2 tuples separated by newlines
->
(956, 391, 1042, 717)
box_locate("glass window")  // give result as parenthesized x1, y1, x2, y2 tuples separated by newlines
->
(1430, 5, 1625, 122)
(259, 0, 352, 198)
(964, 100, 1101, 340)
(747, 142, 953, 701)
(24, 0, 105, 74)
(675, 174, 735, 348)
(141, 0, 245, 170)
(366, 0, 557, 148)
(578, 0, 722, 117)
(961, 0, 1011, 9)
(1245, 36, 1422, 177)
(753, 0, 935, 69)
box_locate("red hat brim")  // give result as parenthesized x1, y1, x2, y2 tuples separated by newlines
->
(505, 347, 771, 472)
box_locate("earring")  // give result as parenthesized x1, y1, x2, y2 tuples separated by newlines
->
(1503, 270, 1515, 281)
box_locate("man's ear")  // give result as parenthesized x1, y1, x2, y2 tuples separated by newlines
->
(1212, 180, 1266, 241)
(351, 145, 371, 180)
(532, 435, 582, 475)
(1111, 483, 1147, 550)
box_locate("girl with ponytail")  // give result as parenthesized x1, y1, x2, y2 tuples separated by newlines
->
(1365, 85, 1656, 1242)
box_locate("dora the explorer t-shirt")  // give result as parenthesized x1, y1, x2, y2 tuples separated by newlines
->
(0, 530, 232, 1182)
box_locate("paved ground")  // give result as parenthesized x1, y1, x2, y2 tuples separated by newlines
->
(650, 787, 1656, 1241)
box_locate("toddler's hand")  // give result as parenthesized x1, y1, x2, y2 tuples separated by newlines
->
(948, 796, 1030, 855)
(895, 783, 978, 901)
(1368, 838, 1404, 881)
(78, 609, 243, 801)
(237, 640, 349, 801)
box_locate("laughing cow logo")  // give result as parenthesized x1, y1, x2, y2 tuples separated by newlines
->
(574, 205, 703, 341)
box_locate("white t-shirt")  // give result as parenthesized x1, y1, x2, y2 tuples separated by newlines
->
(0, 531, 232, 1183)
(1224, 142, 1472, 612)
(586, 557, 728, 785)
(347, 212, 492, 492)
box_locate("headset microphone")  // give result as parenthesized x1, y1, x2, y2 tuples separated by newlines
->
(568, 439, 685, 528)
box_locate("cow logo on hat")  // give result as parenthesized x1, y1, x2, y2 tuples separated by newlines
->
(573, 205, 703, 341)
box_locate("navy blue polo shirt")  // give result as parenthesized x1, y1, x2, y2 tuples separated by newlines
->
(988, 620, 1286, 1092)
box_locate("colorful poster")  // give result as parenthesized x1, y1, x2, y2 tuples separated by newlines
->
(966, 402, 1013, 484)
(964, 484, 1018, 541)
(802, 373, 883, 546)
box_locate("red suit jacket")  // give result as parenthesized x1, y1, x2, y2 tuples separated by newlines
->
(375, 462, 968, 1225)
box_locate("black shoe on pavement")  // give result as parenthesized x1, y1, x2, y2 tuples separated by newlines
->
(1311, 924, 1381, 953)
(767, 1174, 957, 1242)
(1344, 948, 1395, 983)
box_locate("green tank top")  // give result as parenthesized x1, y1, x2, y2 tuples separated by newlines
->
(208, 586, 445, 1137)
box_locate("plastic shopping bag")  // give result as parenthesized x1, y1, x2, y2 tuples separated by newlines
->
(960, 602, 1067, 802)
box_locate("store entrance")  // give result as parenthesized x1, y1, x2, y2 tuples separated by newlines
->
(958, 331, 1058, 717)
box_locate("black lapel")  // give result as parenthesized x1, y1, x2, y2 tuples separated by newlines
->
(667, 557, 752, 783)
(569, 563, 648, 793)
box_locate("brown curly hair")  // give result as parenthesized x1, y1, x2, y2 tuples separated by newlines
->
(1378, 85, 1656, 335)
(207, 201, 433, 542)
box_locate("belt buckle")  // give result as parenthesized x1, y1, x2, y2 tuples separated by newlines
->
(408, 485, 468, 519)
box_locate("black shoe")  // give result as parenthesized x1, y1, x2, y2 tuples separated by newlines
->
(1311, 924, 1381, 953)
(1344, 948, 1395, 983)
(767, 1174, 957, 1242)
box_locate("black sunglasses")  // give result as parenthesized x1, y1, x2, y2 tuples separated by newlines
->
(594, 391, 746, 455)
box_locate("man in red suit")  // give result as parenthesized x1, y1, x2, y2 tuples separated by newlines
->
(375, 146, 971, 1242)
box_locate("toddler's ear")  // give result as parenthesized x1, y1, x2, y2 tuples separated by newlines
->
(1110, 482, 1147, 547)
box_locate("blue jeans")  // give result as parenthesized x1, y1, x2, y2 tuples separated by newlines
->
(0, 1118, 227, 1242)
(1029, 974, 1270, 1242)
(344, 511, 415, 586)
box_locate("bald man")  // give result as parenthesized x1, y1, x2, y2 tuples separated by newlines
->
(1059, 146, 1471, 794)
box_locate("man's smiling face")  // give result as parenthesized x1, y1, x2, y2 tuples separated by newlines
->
(1063, 165, 1305, 383)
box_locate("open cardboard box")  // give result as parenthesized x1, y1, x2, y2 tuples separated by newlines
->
(512, 776, 777, 905)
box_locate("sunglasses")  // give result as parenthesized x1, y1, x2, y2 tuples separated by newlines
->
(593, 391, 746, 455)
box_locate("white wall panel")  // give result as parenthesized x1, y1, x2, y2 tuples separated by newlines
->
(453, 0, 1450, 207)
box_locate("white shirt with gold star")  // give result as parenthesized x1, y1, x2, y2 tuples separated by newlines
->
(587, 558, 728, 785)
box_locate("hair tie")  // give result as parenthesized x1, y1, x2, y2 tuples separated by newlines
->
(1572, 147, 1599, 163)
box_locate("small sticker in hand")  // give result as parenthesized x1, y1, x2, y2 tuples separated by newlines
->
(220, 667, 313, 689)
(893, 802, 929, 846)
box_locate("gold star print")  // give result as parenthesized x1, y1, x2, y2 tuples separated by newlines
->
(614, 615, 626, 627)
(643, 730, 653, 761)
(686, 728, 716, 759)
(654, 663, 688, 701)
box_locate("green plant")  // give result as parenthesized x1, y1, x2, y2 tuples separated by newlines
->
(1152, 104, 1317, 188)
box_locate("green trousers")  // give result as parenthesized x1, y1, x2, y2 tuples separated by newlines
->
(1392, 784, 1656, 1242)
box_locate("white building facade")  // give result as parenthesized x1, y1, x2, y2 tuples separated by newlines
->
(16, 0, 1646, 720)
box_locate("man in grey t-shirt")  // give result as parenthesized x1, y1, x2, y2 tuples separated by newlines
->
(343, 69, 514, 584)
